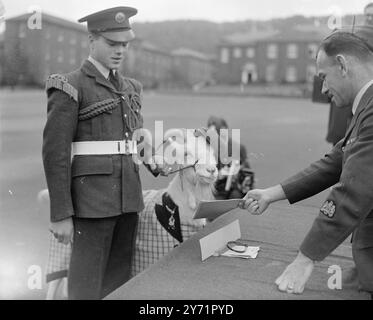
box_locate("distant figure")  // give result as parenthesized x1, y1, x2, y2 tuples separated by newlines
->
(206, 116, 254, 200)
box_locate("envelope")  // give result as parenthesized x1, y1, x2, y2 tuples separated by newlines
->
(193, 199, 242, 220)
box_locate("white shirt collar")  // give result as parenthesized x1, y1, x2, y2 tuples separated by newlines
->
(352, 79, 373, 115)
(87, 56, 111, 80)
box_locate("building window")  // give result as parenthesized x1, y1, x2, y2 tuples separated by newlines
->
(266, 64, 276, 82)
(220, 48, 229, 64)
(58, 33, 64, 42)
(57, 51, 64, 63)
(70, 35, 77, 45)
(81, 39, 88, 48)
(70, 48, 76, 65)
(287, 44, 298, 59)
(233, 47, 242, 59)
(45, 46, 50, 61)
(246, 47, 255, 58)
(306, 65, 316, 83)
(18, 24, 26, 38)
(267, 44, 278, 59)
(286, 66, 297, 82)
(308, 43, 318, 59)
(45, 29, 51, 39)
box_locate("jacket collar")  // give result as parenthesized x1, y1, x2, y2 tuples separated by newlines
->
(344, 82, 373, 141)
(81, 59, 129, 92)
(352, 79, 373, 115)
(87, 56, 110, 79)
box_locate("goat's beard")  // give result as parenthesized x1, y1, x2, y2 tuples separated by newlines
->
(194, 179, 215, 203)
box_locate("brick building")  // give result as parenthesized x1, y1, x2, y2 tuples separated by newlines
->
(2, 12, 89, 86)
(171, 48, 214, 87)
(216, 25, 329, 85)
(123, 38, 173, 88)
(1, 12, 215, 89)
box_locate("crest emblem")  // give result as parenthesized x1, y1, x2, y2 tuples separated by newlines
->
(115, 12, 126, 24)
(320, 200, 336, 218)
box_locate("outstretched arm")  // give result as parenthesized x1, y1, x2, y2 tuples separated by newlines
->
(240, 185, 286, 214)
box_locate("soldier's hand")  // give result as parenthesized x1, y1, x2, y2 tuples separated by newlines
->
(239, 189, 271, 215)
(50, 218, 74, 245)
(275, 251, 314, 294)
(150, 155, 172, 176)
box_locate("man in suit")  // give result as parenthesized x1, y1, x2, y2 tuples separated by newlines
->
(241, 29, 373, 297)
(42, 6, 162, 299)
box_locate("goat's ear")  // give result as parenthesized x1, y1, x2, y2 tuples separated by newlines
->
(164, 128, 186, 143)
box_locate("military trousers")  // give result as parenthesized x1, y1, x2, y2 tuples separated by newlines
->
(68, 212, 138, 300)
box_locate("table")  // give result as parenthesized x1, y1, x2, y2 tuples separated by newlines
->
(107, 203, 370, 300)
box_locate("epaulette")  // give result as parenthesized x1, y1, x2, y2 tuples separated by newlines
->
(126, 77, 143, 93)
(45, 74, 78, 102)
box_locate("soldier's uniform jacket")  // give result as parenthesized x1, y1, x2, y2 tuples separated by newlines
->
(281, 83, 373, 262)
(43, 60, 147, 222)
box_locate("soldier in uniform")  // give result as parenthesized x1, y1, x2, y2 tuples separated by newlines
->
(42, 7, 162, 299)
(241, 28, 373, 298)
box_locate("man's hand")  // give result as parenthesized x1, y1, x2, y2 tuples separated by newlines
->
(240, 189, 271, 215)
(239, 185, 286, 215)
(50, 217, 74, 245)
(275, 251, 314, 294)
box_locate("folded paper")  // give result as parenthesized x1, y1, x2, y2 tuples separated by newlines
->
(199, 219, 241, 261)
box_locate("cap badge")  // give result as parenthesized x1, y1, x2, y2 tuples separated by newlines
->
(115, 12, 126, 24)
(320, 200, 336, 218)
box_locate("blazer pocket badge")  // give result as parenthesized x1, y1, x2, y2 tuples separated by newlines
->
(320, 200, 336, 218)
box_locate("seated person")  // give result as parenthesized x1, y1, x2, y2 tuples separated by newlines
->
(207, 116, 254, 200)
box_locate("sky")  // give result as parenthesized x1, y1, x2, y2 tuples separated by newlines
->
(0, 0, 371, 23)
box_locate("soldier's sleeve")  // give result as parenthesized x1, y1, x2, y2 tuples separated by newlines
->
(300, 107, 373, 261)
(280, 140, 343, 204)
(42, 76, 79, 222)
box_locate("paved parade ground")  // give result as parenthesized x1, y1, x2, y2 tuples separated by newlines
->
(0, 89, 336, 299)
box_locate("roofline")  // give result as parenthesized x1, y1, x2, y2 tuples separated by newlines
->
(5, 12, 87, 33)
(218, 35, 325, 46)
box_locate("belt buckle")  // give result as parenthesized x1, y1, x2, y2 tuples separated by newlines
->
(118, 140, 131, 155)
(124, 140, 131, 154)
(118, 140, 137, 155)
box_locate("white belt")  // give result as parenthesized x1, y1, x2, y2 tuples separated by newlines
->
(72, 140, 137, 156)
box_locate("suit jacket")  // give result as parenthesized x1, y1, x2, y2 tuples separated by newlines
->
(281, 83, 373, 261)
(43, 60, 148, 222)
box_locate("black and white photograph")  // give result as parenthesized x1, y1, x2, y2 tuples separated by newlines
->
(0, 0, 373, 305)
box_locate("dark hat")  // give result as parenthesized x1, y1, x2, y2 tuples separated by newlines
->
(78, 6, 137, 42)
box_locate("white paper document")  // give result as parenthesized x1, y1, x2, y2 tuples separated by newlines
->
(193, 199, 242, 220)
(199, 219, 241, 261)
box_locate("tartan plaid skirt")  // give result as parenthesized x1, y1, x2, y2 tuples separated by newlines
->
(46, 189, 204, 282)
